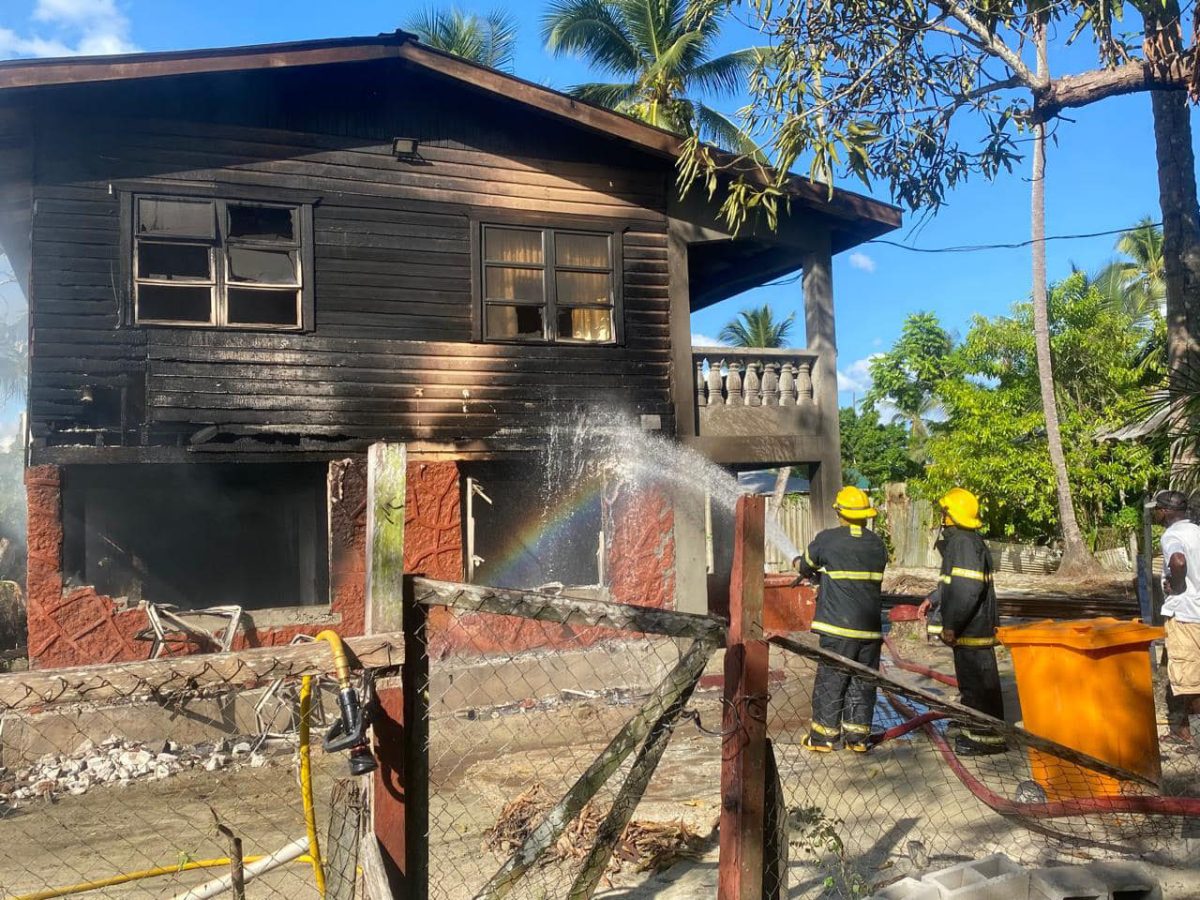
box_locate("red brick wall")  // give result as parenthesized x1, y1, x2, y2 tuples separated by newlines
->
(26, 458, 465, 669)
(26, 459, 680, 667)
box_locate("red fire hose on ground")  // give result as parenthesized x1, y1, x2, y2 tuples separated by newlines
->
(875, 628, 1200, 818)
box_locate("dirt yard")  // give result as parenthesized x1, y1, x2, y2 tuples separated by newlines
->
(3, 621, 1200, 899)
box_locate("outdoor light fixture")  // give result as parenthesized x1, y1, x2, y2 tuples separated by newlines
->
(391, 137, 420, 160)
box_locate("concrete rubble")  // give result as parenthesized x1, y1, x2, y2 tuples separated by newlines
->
(869, 853, 1164, 900)
(0, 734, 294, 807)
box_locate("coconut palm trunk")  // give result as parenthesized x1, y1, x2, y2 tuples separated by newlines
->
(1031, 27, 1095, 575)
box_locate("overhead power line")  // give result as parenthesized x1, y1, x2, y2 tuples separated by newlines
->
(866, 221, 1163, 254)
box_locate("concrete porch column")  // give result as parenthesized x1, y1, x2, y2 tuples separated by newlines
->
(803, 233, 842, 531)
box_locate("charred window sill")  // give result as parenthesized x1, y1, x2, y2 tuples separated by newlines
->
(241, 607, 341, 629)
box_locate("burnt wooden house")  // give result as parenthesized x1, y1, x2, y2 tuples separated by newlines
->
(0, 33, 899, 667)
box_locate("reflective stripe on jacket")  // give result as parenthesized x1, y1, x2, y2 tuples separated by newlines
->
(797, 524, 887, 640)
(929, 526, 998, 646)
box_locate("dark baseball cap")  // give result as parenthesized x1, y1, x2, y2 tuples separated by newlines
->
(1146, 490, 1190, 511)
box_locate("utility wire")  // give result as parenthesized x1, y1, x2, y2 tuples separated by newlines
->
(754, 219, 1161, 288)
(866, 221, 1162, 254)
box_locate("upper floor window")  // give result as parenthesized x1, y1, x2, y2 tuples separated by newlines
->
(132, 195, 311, 330)
(480, 224, 620, 343)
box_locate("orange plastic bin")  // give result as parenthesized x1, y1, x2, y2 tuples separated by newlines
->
(996, 617, 1164, 798)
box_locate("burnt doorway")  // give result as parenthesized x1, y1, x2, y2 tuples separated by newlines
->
(62, 463, 329, 610)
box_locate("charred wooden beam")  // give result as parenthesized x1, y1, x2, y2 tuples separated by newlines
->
(410, 576, 726, 643)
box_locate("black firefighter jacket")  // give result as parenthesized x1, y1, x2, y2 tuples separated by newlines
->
(797, 524, 888, 641)
(929, 526, 999, 647)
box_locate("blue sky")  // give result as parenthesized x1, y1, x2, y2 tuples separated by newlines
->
(0, 0, 1190, 414)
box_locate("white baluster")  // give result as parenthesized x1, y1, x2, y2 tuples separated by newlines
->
(708, 358, 725, 405)
(727, 361, 743, 405)
(762, 362, 780, 406)
(745, 360, 761, 406)
(696, 358, 707, 407)
(797, 361, 814, 401)
(779, 362, 796, 407)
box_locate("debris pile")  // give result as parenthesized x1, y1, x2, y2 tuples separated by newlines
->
(0, 735, 285, 805)
(485, 783, 708, 875)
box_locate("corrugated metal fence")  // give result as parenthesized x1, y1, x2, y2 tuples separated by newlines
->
(761, 486, 1080, 575)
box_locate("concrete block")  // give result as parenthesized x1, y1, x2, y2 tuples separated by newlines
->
(870, 877, 940, 900)
(1030, 866, 1108, 900)
(1081, 861, 1163, 900)
(921, 854, 1027, 897)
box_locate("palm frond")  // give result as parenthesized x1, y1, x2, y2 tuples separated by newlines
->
(542, 0, 641, 75)
(718, 304, 795, 348)
(566, 81, 642, 109)
(482, 10, 520, 70)
(406, 7, 518, 69)
(695, 103, 763, 158)
(687, 47, 771, 97)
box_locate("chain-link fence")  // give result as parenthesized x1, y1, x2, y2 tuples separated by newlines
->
(0, 638, 392, 899)
(413, 580, 726, 900)
(765, 632, 1200, 898)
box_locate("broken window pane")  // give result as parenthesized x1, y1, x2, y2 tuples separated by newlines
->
(558, 307, 613, 342)
(138, 198, 215, 239)
(137, 285, 213, 323)
(556, 270, 611, 306)
(228, 247, 298, 284)
(486, 303, 544, 340)
(137, 242, 211, 281)
(485, 227, 543, 264)
(228, 204, 296, 242)
(227, 288, 300, 327)
(556, 232, 609, 268)
(486, 266, 544, 302)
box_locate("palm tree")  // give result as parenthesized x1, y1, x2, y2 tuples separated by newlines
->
(541, 0, 766, 153)
(406, 7, 519, 70)
(1030, 25, 1095, 576)
(718, 305, 794, 348)
(1095, 218, 1166, 324)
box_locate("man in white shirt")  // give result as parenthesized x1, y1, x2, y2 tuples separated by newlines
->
(1150, 490, 1200, 743)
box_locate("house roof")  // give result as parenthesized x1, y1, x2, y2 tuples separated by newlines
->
(0, 31, 901, 240)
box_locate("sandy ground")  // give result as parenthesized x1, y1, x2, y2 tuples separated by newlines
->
(3, 629, 1200, 899)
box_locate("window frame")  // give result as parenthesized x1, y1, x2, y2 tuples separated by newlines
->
(120, 190, 315, 332)
(473, 217, 624, 345)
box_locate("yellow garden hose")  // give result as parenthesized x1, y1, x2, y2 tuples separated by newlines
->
(8, 854, 313, 900)
(315, 630, 352, 690)
(299, 673, 327, 898)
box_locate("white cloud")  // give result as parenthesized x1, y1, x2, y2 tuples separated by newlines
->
(848, 252, 877, 273)
(0, 0, 135, 60)
(691, 333, 726, 347)
(838, 354, 880, 395)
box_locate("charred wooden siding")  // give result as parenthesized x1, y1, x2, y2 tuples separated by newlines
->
(27, 61, 673, 454)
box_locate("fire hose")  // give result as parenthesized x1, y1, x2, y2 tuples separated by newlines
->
(8, 630, 377, 900)
(880, 631, 1200, 818)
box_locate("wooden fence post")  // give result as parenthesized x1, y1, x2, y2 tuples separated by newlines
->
(365, 442, 427, 898)
(719, 494, 768, 900)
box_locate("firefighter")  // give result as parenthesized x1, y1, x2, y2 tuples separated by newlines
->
(791, 486, 888, 753)
(918, 488, 1007, 756)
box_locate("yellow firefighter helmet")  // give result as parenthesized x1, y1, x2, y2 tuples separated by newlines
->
(833, 486, 877, 520)
(939, 487, 983, 530)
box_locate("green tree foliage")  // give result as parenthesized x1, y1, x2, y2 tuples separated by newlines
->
(718, 304, 794, 348)
(840, 406, 918, 490)
(541, 0, 767, 153)
(1095, 218, 1166, 324)
(864, 312, 952, 457)
(917, 273, 1164, 540)
(405, 6, 519, 70)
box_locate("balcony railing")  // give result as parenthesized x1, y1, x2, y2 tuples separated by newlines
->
(693, 347, 818, 407)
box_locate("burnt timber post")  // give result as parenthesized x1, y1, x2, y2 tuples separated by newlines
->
(719, 494, 768, 900)
(803, 233, 842, 531)
(365, 442, 427, 897)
